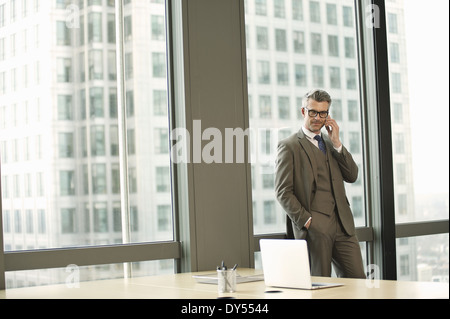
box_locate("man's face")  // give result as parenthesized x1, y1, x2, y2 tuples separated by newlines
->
(302, 99, 330, 134)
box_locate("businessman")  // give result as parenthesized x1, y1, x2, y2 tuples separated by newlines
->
(275, 89, 365, 279)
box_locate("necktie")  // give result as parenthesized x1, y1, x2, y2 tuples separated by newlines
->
(314, 135, 326, 155)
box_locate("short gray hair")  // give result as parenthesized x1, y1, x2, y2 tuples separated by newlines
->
(302, 89, 332, 108)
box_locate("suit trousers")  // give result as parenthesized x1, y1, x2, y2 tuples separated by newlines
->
(305, 209, 366, 279)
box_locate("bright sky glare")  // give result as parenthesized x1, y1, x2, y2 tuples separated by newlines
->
(403, 0, 449, 194)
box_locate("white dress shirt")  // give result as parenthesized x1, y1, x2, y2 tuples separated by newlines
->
(301, 126, 343, 153)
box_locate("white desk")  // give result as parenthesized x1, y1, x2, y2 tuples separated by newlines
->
(0, 268, 448, 299)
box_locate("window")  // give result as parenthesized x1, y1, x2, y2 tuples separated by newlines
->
(151, 15, 165, 41)
(311, 33, 322, 55)
(245, 0, 366, 236)
(152, 52, 166, 78)
(57, 58, 72, 82)
(58, 132, 74, 158)
(293, 31, 305, 53)
(255, 0, 267, 16)
(326, 3, 337, 25)
(276, 62, 289, 85)
(329, 67, 341, 88)
(257, 61, 270, 84)
(1, 1, 174, 288)
(256, 26, 269, 50)
(344, 37, 355, 58)
(57, 95, 73, 120)
(295, 64, 307, 87)
(385, 0, 449, 282)
(328, 35, 339, 57)
(309, 1, 320, 23)
(56, 21, 71, 46)
(88, 12, 102, 43)
(60, 171, 75, 196)
(89, 50, 104, 80)
(275, 29, 287, 51)
(292, 0, 303, 21)
(342, 6, 353, 27)
(274, 0, 285, 18)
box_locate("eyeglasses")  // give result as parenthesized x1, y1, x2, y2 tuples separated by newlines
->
(304, 107, 329, 118)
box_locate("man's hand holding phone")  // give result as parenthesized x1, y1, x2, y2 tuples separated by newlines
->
(324, 116, 342, 149)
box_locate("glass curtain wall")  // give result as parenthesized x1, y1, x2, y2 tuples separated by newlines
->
(385, 0, 449, 282)
(244, 0, 366, 236)
(244, 0, 367, 269)
(0, 0, 174, 288)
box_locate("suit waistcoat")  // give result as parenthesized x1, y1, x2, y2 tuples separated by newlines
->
(309, 142, 336, 216)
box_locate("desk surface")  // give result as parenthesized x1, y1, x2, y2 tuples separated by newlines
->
(0, 268, 448, 299)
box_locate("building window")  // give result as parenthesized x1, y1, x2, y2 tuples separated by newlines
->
(258, 96, 271, 119)
(328, 35, 339, 57)
(256, 26, 269, 50)
(61, 208, 76, 233)
(399, 255, 410, 276)
(292, 0, 303, 21)
(278, 96, 290, 119)
(329, 67, 341, 88)
(57, 95, 73, 120)
(89, 50, 104, 80)
(275, 29, 287, 51)
(309, 1, 320, 23)
(276, 62, 289, 85)
(151, 15, 165, 41)
(263, 201, 276, 224)
(156, 167, 170, 192)
(293, 30, 305, 53)
(343, 6, 353, 27)
(88, 12, 102, 43)
(387, 13, 398, 34)
(57, 58, 72, 82)
(94, 203, 108, 233)
(255, 0, 267, 16)
(295, 64, 307, 87)
(60, 171, 75, 196)
(58, 132, 74, 158)
(311, 33, 322, 55)
(157, 205, 171, 231)
(312, 65, 323, 87)
(344, 37, 355, 58)
(92, 164, 107, 195)
(152, 52, 166, 78)
(346, 68, 357, 90)
(348, 100, 358, 121)
(56, 21, 71, 46)
(91, 125, 105, 156)
(257, 61, 270, 84)
(326, 3, 337, 25)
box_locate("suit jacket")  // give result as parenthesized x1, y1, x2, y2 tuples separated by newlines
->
(275, 129, 358, 239)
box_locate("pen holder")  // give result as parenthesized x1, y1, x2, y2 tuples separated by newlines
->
(217, 269, 236, 293)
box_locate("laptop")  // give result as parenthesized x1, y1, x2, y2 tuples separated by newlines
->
(259, 239, 342, 290)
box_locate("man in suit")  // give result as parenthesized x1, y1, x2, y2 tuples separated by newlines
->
(275, 89, 365, 279)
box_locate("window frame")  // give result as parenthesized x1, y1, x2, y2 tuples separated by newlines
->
(0, 0, 180, 289)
